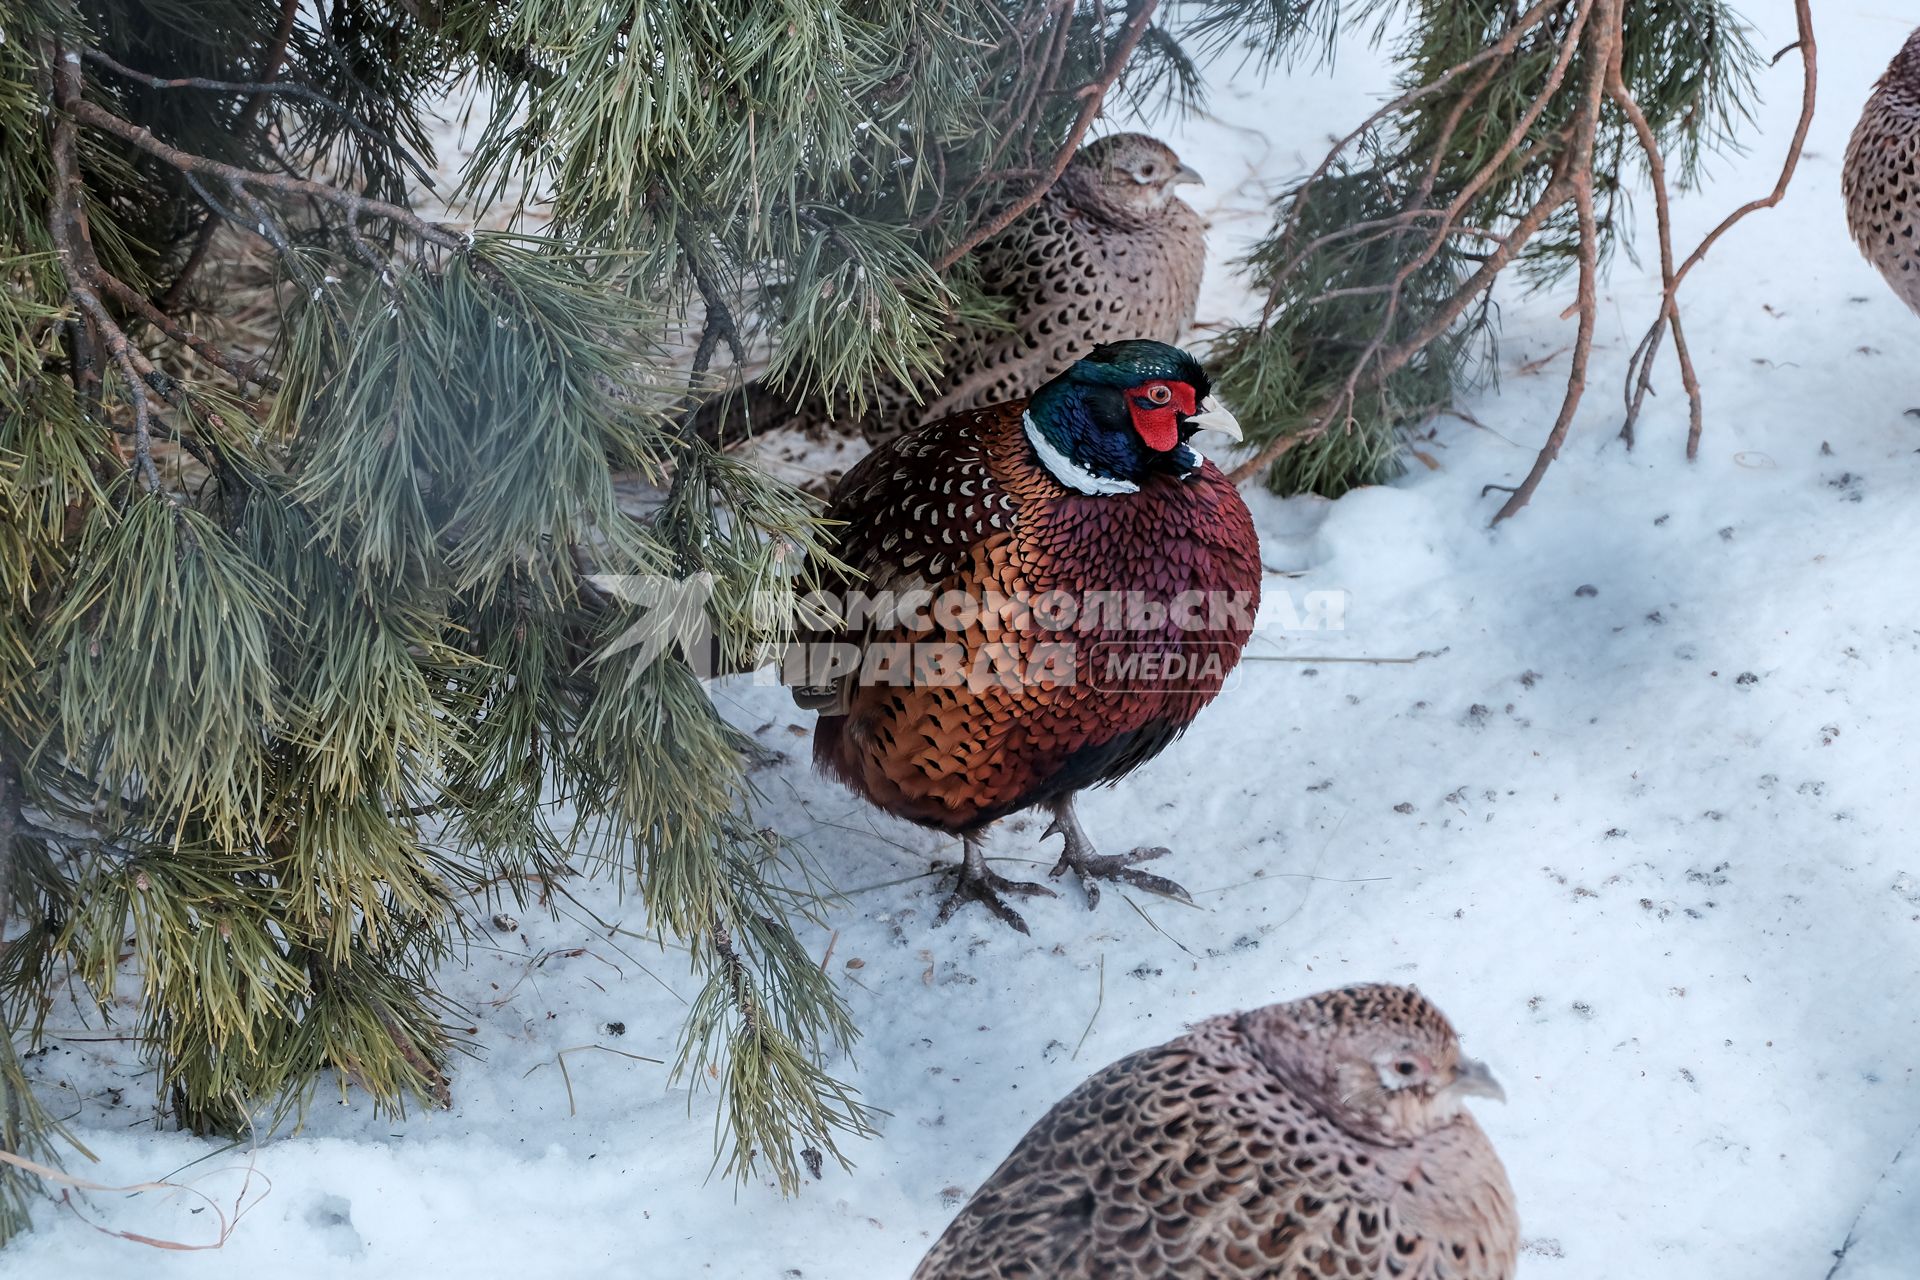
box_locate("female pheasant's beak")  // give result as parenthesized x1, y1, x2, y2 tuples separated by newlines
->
(1173, 162, 1203, 186)
(1443, 1057, 1507, 1104)
(1184, 395, 1242, 442)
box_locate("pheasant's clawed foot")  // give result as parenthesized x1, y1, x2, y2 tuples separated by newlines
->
(935, 838, 1056, 935)
(1049, 844, 1193, 909)
(1044, 797, 1193, 910)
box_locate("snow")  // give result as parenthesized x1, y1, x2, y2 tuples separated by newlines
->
(17, 5, 1920, 1277)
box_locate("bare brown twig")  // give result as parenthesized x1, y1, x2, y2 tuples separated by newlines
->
(1619, 0, 1816, 458)
(96, 269, 277, 391)
(1610, 77, 1689, 449)
(1492, 1, 1619, 525)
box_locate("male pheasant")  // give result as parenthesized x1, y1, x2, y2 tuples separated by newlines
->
(792, 340, 1259, 932)
(1844, 27, 1920, 316)
(696, 133, 1207, 446)
(914, 984, 1519, 1280)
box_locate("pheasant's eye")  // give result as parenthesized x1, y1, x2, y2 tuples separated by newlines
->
(1394, 1060, 1419, 1077)
(1145, 384, 1173, 406)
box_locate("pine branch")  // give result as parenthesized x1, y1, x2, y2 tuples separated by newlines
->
(79, 47, 437, 191)
(1216, 0, 1768, 503)
(95, 261, 277, 391)
(157, 0, 297, 311)
(46, 73, 240, 495)
(59, 88, 462, 252)
(676, 227, 746, 379)
(46, 45, 162, 490)
(933, 0, 1162, 272)
(1252, 0, 1569, 322)
(1228, 139, 1583, 484)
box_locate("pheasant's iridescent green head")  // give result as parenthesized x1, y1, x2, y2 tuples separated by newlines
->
(1023, 341, 1242, 495)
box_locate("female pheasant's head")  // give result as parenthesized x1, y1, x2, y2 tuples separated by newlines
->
(1244, 984, 1507, 1145)
(1023, 340, 1242, 495)
(1065, 133, 1203, 219)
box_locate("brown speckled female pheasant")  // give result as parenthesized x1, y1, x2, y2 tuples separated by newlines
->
(793, 340, 1258, 932)
(697, 134, 1207, 446)
(915, 984, 1518, 1280)
(1844, 28, 1920, 315)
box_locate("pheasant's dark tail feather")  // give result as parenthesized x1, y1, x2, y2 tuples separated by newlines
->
(687, 377, 816, 448)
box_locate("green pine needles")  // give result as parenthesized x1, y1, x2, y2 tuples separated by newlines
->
(0, 0, 825, 1237)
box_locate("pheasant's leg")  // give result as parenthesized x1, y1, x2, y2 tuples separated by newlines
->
(1045, 795, 1193, 910)
(934, 834, 1056, 936)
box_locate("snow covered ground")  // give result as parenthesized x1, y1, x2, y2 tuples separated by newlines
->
(17, 5, 1920, 1277)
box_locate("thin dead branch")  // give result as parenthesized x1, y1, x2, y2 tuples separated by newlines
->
(1492, 1, 1619, 524)
(1620, 0, 1816, 457)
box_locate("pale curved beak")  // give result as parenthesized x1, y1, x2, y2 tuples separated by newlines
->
(1447, 1057, 1507, 1104)
(1185, 395, 1242, 442)
(1172, 162, 1203, 186)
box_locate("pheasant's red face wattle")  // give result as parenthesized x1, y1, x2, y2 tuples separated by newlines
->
(1127, 379, 1197, 452)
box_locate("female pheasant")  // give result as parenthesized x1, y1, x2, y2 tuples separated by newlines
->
(697, 133, 1207, 446)
(1844, 27, 1920, 315)
(793, 341, 1259, 932)
(915, 985, 1518, 1280)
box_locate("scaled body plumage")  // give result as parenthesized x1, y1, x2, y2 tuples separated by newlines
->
(795, 341, 1259, 929)
(915, 985, 1519, 1280)
(1844, 29, 1920, 315)
(698, 134, 1207, 446)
